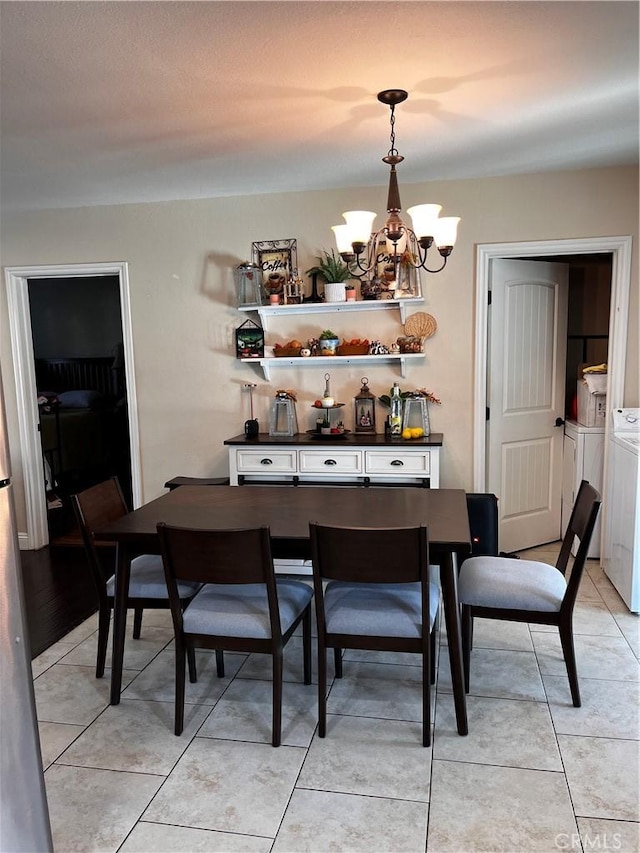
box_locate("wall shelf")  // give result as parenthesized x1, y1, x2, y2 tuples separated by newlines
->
(238, 296, 423, 330)
(241, 352, 424, 381)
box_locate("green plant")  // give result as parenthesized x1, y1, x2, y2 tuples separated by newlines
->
(306, 249, 352, 283)
(319, 329, 339, 340)
(379, 387, 442, 407)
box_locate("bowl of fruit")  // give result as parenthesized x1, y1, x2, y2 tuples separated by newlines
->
(336, 338, 370, 356)
(273, 340, 303, 358)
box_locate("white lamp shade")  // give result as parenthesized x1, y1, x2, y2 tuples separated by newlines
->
(342, 210, 377, 244)
(433, 216, 460, 247)
(331, 224, 354, 254)
(406, 204, 442, 239)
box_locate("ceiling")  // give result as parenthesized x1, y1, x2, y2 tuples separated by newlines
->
(1, 1, 638, 212)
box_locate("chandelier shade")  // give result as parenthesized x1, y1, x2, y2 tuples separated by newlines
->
(331, 90, 460, 277)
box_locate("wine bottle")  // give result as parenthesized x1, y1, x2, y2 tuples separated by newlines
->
(390, 383, 403, 438)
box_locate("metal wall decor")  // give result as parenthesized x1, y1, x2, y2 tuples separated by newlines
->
(252, 239, 298, 298)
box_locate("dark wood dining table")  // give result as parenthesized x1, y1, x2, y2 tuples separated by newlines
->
(97, 484, 471, 735)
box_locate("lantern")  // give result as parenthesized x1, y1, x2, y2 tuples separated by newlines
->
(269, 390, 298, 437)
(234, 261, 263, 308)
(354, 377, 376, 433)
(401, 392, 430, 437)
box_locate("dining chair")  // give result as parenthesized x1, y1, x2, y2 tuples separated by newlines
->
(458, 479, 601, 706)
(72, 477, 200, 678)
(156, 523, 313, 746)
(309, 523, 440, 747)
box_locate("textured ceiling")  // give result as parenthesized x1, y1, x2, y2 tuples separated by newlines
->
(1, 1, 638, 211)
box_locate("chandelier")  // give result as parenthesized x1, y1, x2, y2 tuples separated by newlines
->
(331, 89, 460, 278)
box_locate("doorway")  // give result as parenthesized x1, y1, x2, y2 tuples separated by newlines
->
(473, 236, 632, 554)
(5, 261, 142, 550)
(29, 275, 132, 542)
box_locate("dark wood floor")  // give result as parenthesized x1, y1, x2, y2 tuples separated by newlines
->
(21, 544, 98, 658)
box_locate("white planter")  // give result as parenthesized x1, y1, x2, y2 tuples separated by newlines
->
(324, 282, 346, 303)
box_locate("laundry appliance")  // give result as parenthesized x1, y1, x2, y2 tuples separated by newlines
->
(603, 408, 640, 613)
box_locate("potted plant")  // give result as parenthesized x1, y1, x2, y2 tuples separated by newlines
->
(306, 250, 352, 302)
(318, 328, 340, 356)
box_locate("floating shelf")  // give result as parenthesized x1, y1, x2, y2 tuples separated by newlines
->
(240, 353, 425, 381)
(238, 297, 423, 329)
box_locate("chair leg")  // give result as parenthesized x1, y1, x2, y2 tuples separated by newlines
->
(559, 621, 581, 707)
(187, 647, 197, 683)
(215, 649, 224, 678)
(461, 604, 472, 693)
(318, 641, 327, 738)
(96, 604, 111, 679)
(174, 641, 186, 736)
(302, 606, 312, 685)
(423, 645, 431, 747)
(272, 648, 283, 747)
(334, 647, 343, 678)
(132, 607, 143, 639)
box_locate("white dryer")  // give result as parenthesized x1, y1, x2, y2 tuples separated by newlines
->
(603, 408, 640, 613)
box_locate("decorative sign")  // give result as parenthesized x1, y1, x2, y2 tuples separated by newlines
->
(235, 318, 264, 359)
(252, 239, 298, 296)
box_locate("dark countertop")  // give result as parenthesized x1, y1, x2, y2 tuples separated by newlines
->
(224, 432, 443, 447)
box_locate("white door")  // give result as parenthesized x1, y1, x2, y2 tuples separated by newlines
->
(487, 259, 569, 553)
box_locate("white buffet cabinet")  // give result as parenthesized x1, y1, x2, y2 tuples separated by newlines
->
(225, 432, 442, 488)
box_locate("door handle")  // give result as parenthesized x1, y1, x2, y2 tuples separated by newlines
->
(554, 417, 565, 427)
(260, 458, 273, 465)
(390, 459, 404, 466)
(324, 459, 337, 466)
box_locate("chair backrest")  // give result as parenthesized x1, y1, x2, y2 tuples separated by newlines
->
(309, 523, 431, 639)
(465, 493, 499, 559)
(156, 524, 281, 636)
(557, 479, 601, 610)
(309, 523, 429, 584)
(71, 477, 128, 599)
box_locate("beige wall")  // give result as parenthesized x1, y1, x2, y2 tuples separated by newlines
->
(1, 165, 638, 536)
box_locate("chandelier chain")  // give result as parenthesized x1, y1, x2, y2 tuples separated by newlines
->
(388, 104, 398, 158)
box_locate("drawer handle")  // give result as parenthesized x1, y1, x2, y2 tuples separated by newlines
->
(324, 459, 337, 466)
(260, 458, 273, 465)
(390, 459, 404, 467)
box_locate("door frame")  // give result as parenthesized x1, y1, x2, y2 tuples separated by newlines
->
(473, 236, 632, 557)
(4, 261, 142, 549)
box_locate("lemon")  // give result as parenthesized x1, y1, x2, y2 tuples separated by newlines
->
(410, 427, 424, 438)
(402, 428, 413, 439)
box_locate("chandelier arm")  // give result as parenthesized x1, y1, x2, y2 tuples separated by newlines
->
(420, 255, 449, 274)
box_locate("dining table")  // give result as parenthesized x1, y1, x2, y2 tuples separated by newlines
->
(96, 484, 472, 735)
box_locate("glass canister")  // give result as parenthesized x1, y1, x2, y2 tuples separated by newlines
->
(234, 261, 263, 308)
(401, 393, 430, 437)
(268, 390, 298, 437)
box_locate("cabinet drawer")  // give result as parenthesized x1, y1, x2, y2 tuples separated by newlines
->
(365, 450, 431, 475)
(235, 449, 297, 474)
(299, 450, 363, 475)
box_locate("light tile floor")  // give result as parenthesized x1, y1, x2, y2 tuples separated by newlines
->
(33, 546, 640, 852)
